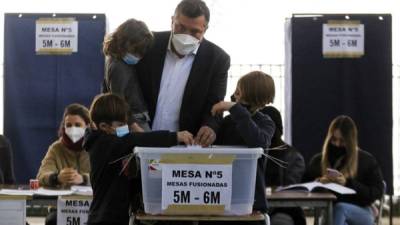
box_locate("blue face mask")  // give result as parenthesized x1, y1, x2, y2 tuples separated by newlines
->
(115, 124, 130, 137)
(122, 53, 140, 65)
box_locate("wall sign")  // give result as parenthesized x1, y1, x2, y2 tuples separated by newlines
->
(322, 20, 364, 58)
(36, 18, 78, 54)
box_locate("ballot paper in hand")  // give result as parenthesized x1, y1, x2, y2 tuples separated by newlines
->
(276, 181, 356, 195)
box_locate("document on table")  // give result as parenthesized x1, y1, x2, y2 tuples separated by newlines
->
(71, 185, 93, 195)
(0, 189, 34, 196)
(34, 188, 74, 196)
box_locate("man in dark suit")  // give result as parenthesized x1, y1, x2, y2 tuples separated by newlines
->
(137, 0, 230, 147)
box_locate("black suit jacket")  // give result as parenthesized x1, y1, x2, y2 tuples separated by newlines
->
(137, 31, 230, 134)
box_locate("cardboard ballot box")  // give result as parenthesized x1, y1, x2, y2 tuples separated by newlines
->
(135, 147, 262, 216)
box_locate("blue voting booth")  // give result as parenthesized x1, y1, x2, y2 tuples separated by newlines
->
(3, 13, 106, 183)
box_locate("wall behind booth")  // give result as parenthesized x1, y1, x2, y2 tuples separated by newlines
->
(3, 13, 105, 184)
(288, 14, 393, 194)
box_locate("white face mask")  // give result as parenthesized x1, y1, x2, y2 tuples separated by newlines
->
(65, 127, 86, 143)
(171, 33, 200, 55)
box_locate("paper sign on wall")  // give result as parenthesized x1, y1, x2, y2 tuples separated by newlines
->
(57, 197, 92, 225)
(322, 20, 364, 58)
(161, 163, 232, 214)
(36, 18, 78, 54)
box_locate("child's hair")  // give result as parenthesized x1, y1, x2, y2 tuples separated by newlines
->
(58, 103, 90, 137)
(103, 18, 153, 59)
(89, 93, 129, 127)
(237, 71, 275, 111)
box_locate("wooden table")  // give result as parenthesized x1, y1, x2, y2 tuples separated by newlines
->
(267, 191, 337, 225)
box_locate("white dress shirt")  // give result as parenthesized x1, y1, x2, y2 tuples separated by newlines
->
(151, 38, 199, 131)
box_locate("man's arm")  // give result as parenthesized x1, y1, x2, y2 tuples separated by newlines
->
(201, 51, 230, 132)
(196, 50, 230, 146)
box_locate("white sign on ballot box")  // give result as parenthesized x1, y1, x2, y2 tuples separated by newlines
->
(161, 164, 232, 211)
(36, 18, 78, 54)
(322, 20, 364, 58)
(57, 196, 92, 225)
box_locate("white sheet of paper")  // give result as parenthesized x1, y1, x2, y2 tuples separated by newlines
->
(34, 188, 74, 196)
(71, 186, 93, 196)
(0, 189, 34, 196)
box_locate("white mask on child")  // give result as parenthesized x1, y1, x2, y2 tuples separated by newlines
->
(115, 124, 130, 137)
(65, 127, 86, 143)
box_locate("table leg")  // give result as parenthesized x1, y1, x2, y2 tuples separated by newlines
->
(327, 201, 333, 225)
(314, 208, 320, 225)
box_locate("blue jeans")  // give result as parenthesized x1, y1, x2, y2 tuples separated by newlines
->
(333, 202, 374, 225)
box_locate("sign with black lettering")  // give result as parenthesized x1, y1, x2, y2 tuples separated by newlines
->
(161, 164, 232, 212)
(35, 18, 78, 54)
(322, 20, 364, 58)
(57, 197, 92, 225)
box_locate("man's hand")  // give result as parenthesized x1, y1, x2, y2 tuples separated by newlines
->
(177, 131, 194, 145)
(195, 126, 216, 147)
(211, 101, 235, 116)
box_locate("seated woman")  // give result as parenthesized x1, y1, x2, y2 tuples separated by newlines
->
(37, 103, 91, 187)
(36, 103, 91, 225)
(304, 115, 383, 225)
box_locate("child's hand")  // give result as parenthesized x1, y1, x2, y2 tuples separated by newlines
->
(177, 131, 194, 145)
(211, 101, 236, 116)
(131, 123, 144, 132)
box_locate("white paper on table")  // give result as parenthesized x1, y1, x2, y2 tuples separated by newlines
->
(33, 188, 74, 196)
(71, 185, 93, 195)
(0, 189, 34, 196)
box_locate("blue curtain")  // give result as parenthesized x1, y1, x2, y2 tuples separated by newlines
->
(290, 14, 393, 194)
(4, 13, 105, 183)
